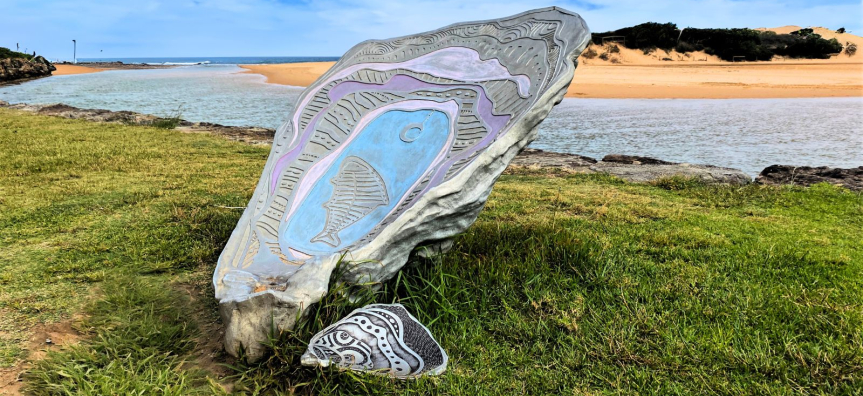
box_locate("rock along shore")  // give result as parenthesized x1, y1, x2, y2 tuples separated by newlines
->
(0, 56, 55, 84)
(1, 101, 859, 190)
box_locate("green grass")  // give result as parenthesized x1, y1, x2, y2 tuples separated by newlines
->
(1, 108, 861, 394)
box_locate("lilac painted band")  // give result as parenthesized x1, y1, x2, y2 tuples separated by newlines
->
(285, 47, 529, 150)
(269, 74, 511, 193)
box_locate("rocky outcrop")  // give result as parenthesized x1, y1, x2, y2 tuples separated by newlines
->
(756, 165, 863, 190)
(509, 148, 597, 170)
(590, 160, 752, 185)
(0, 102, 275, 145)
(509, 149, 752, 185)
(600, 154, 676, 165)
(0, 56, 55, 83)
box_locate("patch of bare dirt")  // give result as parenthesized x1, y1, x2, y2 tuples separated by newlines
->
(1, 318, 83, 396)
(174, 282, 235, 393)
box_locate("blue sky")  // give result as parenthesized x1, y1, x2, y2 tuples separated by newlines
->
(2, 0, 861, 60)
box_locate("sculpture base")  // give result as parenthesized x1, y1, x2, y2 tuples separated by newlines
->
(219, 291, 303, 361)
(219, 256, 340, 361)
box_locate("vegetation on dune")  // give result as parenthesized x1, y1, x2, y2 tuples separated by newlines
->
(592, 22, 844, 61)
(1, 109, 861, 394)
(0, 47, 34, 61)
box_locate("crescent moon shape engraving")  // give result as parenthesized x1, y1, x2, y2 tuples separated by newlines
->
(399, 123, 425, 142)
(399, 111, 435, 143)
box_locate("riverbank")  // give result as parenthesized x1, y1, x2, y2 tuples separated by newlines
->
(4, 100, 861, 190)
(1, 107, 860, 394)
(240, 60, 863, 99)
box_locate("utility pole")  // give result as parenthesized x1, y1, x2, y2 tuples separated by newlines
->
(72, 39, 77, 64)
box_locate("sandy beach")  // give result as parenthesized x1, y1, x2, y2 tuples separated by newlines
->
(53, 63, 173, 76)
(240, 26, 862, 99)
(53, 64, 107, 75)
(241, 61, 863, 99)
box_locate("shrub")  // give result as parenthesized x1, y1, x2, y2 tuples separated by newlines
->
(592, 22, 679, 49)
(675, 41, 697, 53)
(149, 118, 181, 129)
(0, 47, 34, 60)
(599, 52, 610, 61)
(582, 47, 598, 59)
(778, 36, 842, 59)
(608, 44, 620, 53)
(642, 46, 656, 55)
(837, 27, 846, 33)
(845, 42, 857, 56)
(149, 106, 184, 129)
(790, 28, 815, 37)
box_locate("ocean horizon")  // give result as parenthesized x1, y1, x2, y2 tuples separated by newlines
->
(73, 56, 340, 65)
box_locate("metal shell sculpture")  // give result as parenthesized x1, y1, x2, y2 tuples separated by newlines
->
(215, 7, 591, 360)
(301, 304, 448, 378)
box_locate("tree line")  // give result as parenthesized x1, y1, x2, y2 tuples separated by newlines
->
(592, 22, 844, 61)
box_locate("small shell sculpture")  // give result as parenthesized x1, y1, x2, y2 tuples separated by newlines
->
(301, 304, 448, 378)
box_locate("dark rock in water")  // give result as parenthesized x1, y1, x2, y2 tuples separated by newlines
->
(0, 56, 55, 83)
(602, 154, 676, 165)
(756, 165, 863, 191)
(509, 148, 597, 170)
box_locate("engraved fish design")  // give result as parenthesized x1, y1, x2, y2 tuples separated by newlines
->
(311, 156, 389, 247)
(301, 303, 448, 378)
